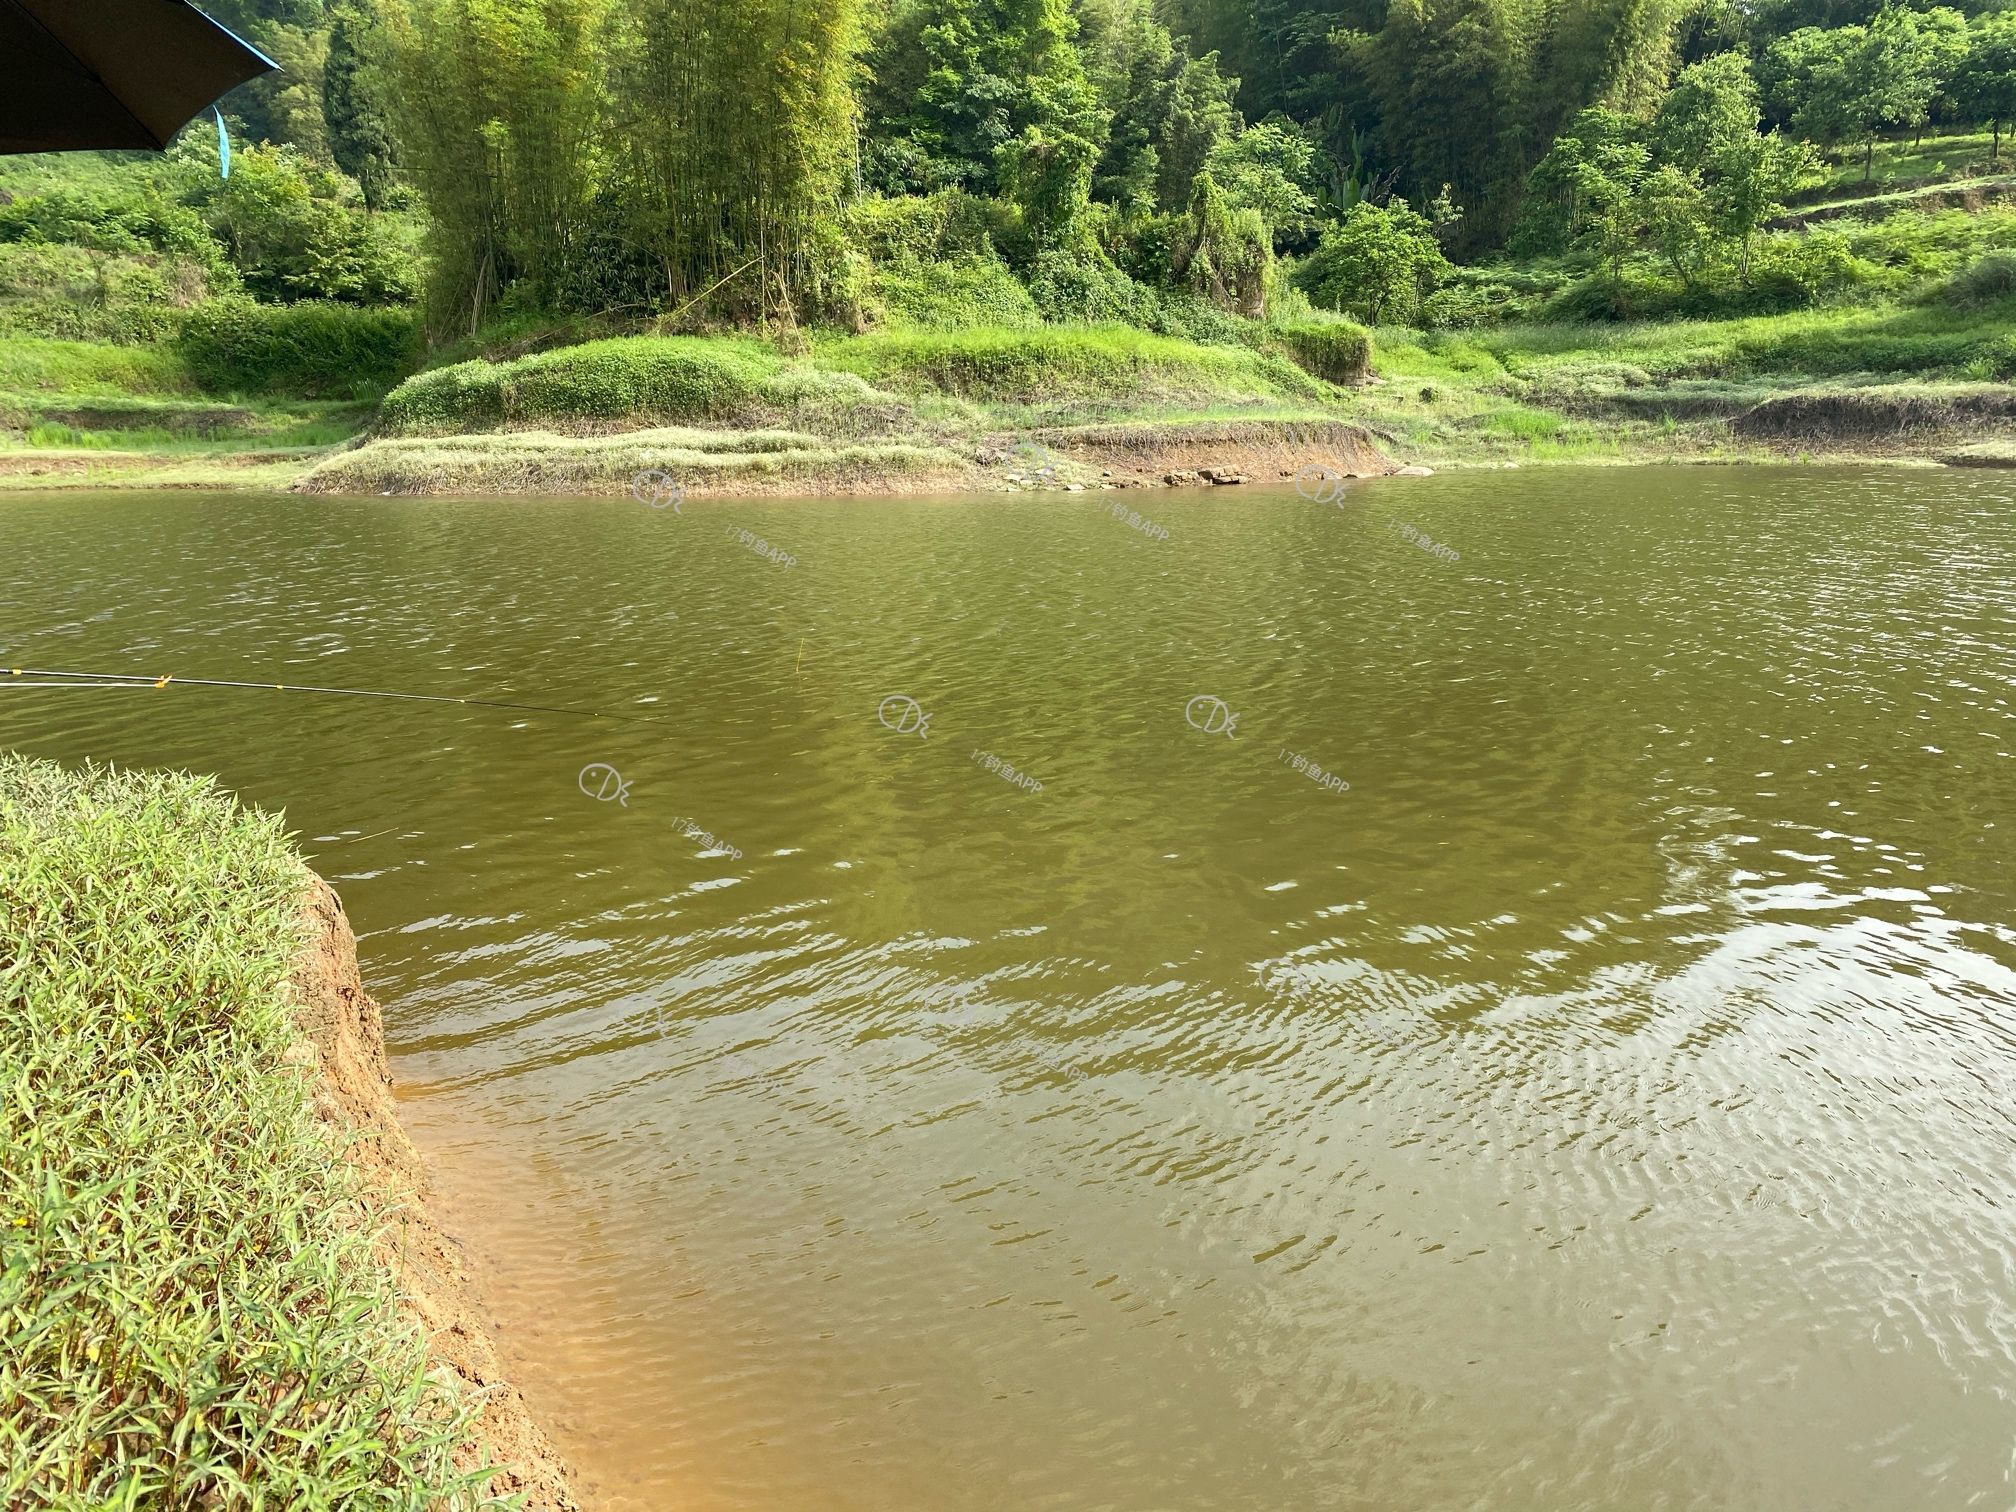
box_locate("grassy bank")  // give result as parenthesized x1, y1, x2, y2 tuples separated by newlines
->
(11, 293, 2016, 490)
(0, 316, 400, 491)
(299, 322, 1384, 495)
(11, 133, 2016, 492)
(1347, 293, 2016, 466)
(0, 755, 504, 1507)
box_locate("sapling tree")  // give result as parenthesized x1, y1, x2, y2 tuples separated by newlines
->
(1291, 196, 1451, 323)
(1203, 121, 1319, 243)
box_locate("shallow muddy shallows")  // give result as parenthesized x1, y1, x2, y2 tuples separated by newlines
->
(5, 467, 2016, 1511)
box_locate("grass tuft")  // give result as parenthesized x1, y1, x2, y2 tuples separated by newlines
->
(0, 755, 504, 1508)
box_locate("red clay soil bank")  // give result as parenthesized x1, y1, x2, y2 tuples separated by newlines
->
(289, 875, 583, 1512)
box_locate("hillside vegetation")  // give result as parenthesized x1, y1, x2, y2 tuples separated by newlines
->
(5, 0, 2016, 489)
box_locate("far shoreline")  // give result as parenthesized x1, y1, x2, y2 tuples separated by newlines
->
(0, 412, 2004, 497)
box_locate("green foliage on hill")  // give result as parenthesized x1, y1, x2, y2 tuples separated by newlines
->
(176, 299, 419, 396)
(10, 0, 2016, 466)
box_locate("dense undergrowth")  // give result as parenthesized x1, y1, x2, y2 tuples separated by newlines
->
(0, 755, 501, 1508)
(4, 130, 2016, 482)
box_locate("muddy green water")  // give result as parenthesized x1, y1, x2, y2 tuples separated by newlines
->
(5, 469, 2016, 1511)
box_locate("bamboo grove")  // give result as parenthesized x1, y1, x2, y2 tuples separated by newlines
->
(182, 0, 2016, 334)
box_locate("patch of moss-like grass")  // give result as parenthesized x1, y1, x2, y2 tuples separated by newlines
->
(0, 755, 510, 1507)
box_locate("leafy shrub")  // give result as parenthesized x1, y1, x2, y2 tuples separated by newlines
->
(1272, 320, 1371, 383)
(1538, 230, 1888, 321)
(1930, 249, 2016, 306)
(0, 146, 420, 307)
(795, 216, 875, 328)
(0, 183, 227, 286)
(1108, 210, 1187, 287)
(1846, 208, 2016, 285)
(1142, 289, 1254, 345)
(1293, 199, 1451, 324)
(1026, 249, 1161, 324)
(843, 190, 1003, 263)
(376, 336, 785, 433)
(1204, 122, 1321, 243)
(870, 254, 1041, 330)
(1171, 174, 1272, 317)
(0, 245, 211, 343)
(1420, 282, 1524, 329)
(1540, 275, 1648, 321)
(1746, 230, 1890, 308)
(193, 144, 420, 304)
(176, 299, 419, 397)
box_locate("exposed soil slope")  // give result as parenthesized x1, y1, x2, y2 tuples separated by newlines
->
(290, 875, 584, 1512)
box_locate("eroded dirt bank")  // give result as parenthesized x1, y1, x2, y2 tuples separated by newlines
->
(290, 416, 1400, 497)
(289, 874, 583, 1511)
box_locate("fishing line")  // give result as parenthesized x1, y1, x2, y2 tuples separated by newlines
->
(3, 667, 673, 724)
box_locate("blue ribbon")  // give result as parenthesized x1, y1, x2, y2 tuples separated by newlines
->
(214, 107, 231, 180)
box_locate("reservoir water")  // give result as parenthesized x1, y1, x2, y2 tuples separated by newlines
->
(5, 468, 2015, 1510)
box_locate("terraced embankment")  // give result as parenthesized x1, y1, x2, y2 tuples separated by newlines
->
(294, 328, 1397, 496)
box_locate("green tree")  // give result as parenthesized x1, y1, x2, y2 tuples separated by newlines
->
(865, 0, 1108, 196)
(195, 142, 416, 301)
(1953, 13, 2016, 164)
(384, 0, 607, 328)
(1768, 8, 1968, 181)
(1648, 49, 1815, 284)
(1082, 0, 1174, 209)
(1512, 107, 1644, 254)
(998, 124, 1100, 247)
(322, 2, 397, 210)
(1571, 137, 1652, 291)
(1537, 0, 1692, 136)
(1156, 50, 1243, 209)
(1172, 170, 1272, 313)
(204, 0, 335, 150)
(1203, 122, 1320, 242)
(1650, 51, 1759, 172)
(1638, 163, 1711, 288)
(1342, 0, 1536, 248)
(1703, 130, 1815, 284)
(1291, 196, 1451, 322)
